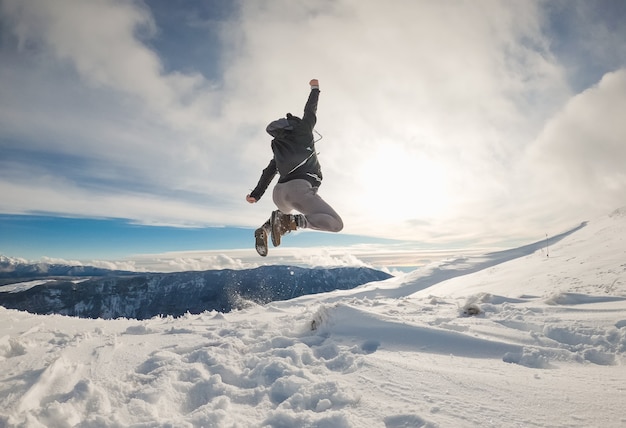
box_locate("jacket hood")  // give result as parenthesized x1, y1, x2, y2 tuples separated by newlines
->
(266, 118, 292, 138)
(266, 114, 302, 138)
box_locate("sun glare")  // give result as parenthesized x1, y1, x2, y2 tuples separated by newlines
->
(357, 145, 451, 222)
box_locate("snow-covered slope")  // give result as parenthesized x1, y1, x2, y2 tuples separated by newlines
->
(1, 210, 625, 427)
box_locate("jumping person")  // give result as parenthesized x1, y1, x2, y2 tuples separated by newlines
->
(246, 79, 343, 256)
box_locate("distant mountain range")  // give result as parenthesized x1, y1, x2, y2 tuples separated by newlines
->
(0, 255, 135, 282)
(0, 257, 392, 319)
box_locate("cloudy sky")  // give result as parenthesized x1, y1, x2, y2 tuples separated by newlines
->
(1, 0, 625, 267)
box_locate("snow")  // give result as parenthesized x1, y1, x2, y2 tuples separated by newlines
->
(0, 279, 89, 294)
(0, 280, 51, 294)
(1, 209, 626, 427)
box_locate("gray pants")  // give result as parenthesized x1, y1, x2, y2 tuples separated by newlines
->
(273, 179, 343, 232)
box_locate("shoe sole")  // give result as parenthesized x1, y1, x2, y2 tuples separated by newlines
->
(255, 227, 268, 257)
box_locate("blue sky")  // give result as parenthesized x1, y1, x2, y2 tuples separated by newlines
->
(1, 0, 626, 271)
(0, 214, 407, 260)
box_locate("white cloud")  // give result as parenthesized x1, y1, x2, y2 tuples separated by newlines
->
(225, 0, 575, 241)
(116, 243, 484, 273)
(0, 178, 229, 226)
(521, 68, 626, 223)
(38, 256, 136, 272)
(0, 0, 625, 248)
(3, 0, 208, 117)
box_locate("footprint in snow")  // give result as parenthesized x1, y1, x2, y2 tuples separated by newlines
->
(360, 340, 380, 354)
(384, 414, 435, 428)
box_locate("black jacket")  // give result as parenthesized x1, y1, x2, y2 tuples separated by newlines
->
(250, 88, 322, 201)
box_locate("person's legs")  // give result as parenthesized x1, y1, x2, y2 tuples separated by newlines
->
(272, 182, 293, 214)
(273, 180, 343, 232)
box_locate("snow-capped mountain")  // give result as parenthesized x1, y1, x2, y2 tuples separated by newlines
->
(0, 255, 135, 281)
(0, 266, 392, 319)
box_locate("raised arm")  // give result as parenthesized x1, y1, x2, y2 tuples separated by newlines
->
(301, 79, 320, 130)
